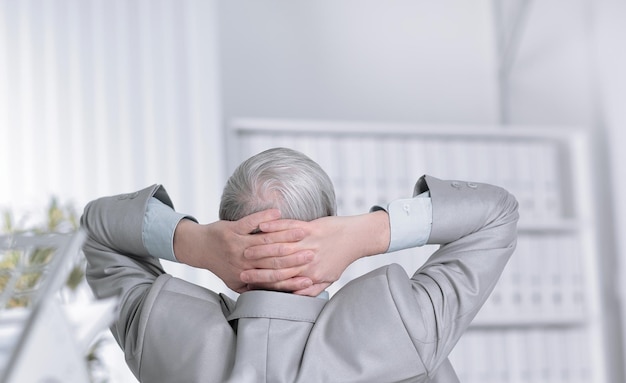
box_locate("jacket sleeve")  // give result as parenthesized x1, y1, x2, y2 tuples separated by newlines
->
(80, 184, 176, 376)
(391, 175, 519, 376)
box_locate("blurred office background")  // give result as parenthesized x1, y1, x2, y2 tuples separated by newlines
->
(1, 0, 625, 382)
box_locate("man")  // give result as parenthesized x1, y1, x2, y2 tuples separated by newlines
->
(82, 147, 518, 382)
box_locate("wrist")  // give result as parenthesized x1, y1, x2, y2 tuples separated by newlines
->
(348, 210, 390, 262)
(173, 218, 203, 267)
(367, 210, 391, 255)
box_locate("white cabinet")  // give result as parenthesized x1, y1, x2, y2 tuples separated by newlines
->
(230, 118, 608, 383)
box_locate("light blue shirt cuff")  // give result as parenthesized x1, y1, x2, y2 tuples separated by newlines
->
(316, 291, 329, 300)
(143, 197, 197, 262)
(371, 191, 432, 253)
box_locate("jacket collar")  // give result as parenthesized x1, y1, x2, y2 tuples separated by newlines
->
(227, 290, 327, 323)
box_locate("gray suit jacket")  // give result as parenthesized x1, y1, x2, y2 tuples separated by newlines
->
(81, 175, 518, 383)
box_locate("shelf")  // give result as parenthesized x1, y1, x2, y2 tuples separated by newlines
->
(470, 314, 587, 329)
(516, 219, 580, 233)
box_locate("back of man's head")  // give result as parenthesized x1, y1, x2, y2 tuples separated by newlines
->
(219, 147, 337, 222)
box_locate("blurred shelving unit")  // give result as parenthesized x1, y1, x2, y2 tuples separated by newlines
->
(229, 118, 607, 383)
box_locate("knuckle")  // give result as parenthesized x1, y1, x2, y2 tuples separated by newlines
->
(239, 259, 251, 269)
(272, 269, 283, 282)
(301, 251, 313, 263)
(291, 228, 305, 241)
(311, 271, 324, 283)
(243, 248, 253, 259)
(273, 281, 287, 292)
(272, 257, 281, 270)
(276, 244, 285, 256)
(278, 243, 291, 256)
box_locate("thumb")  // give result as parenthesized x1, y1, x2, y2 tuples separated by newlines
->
(234, 209, 282, 235)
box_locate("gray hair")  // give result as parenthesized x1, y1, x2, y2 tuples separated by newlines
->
(219, 147, 337, 222)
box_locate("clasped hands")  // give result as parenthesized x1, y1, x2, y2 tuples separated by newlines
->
(173, 209, 390, 297)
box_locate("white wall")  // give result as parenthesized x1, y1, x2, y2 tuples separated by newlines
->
(218, 0, 499, 125)
(505, 0, 597, 126)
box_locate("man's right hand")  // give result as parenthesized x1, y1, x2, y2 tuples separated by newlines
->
(174, 209, 318, 293)
(241, 210, 391, 296)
